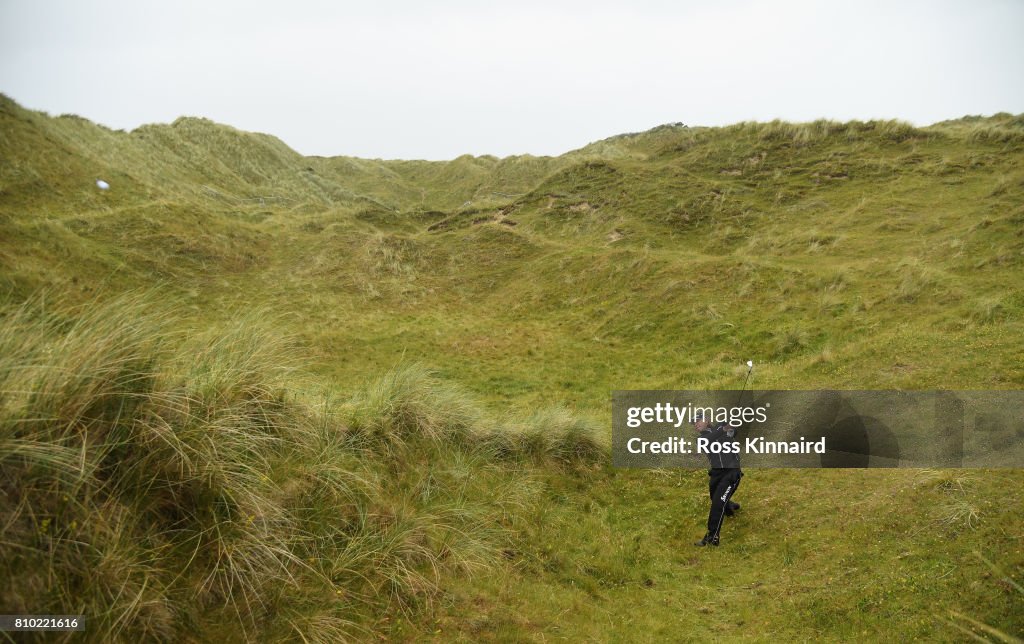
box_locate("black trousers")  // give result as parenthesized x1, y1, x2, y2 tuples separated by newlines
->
(707, 468, 742, 539)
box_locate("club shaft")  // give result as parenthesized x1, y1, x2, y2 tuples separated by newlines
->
(735, 367, 753, 406)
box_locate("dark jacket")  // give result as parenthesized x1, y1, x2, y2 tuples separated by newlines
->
(699, 421, 742, 469)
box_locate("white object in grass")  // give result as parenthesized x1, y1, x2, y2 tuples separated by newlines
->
(96, 179, 110, 190)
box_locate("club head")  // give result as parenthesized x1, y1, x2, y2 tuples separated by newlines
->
(746, 360, 753, 368)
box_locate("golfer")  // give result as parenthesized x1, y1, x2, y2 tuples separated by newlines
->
(693, 411, 743, 547)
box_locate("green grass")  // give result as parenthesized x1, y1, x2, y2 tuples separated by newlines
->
(0, 292, 601, 641)
(1, 94, 1022, 641)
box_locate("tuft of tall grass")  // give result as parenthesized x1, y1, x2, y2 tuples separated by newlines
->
(965, 124, 1024, 144)
(734, 119, 924, 146)
(892, 257, 942, 303)
(480, 405, 605, 466)
(346, 363, 480, 449)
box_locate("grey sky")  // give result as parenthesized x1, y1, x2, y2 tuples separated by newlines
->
(2, 0, 1022, 160)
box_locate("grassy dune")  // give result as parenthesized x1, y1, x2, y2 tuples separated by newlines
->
(1, 94, 1022, 640)
(0, 293, 601, 641)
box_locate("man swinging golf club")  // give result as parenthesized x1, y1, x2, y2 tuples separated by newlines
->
(693, 361, 752, 547)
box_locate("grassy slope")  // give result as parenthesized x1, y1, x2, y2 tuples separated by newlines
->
(1, 94, 1022, 640)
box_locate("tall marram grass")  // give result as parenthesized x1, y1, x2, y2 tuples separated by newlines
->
(0, 292, 602, 642)
(728, 118, 923, 145)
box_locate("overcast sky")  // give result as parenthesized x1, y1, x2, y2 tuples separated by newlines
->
(2, 0, 1022, 160)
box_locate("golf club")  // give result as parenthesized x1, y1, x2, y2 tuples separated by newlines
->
(735, 360, 754, 407)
